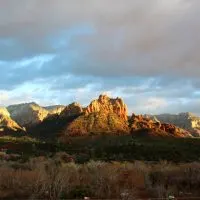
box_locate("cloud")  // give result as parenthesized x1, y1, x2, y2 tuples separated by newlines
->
(0, 0, 200, 114)
(0, 0, 198, 75)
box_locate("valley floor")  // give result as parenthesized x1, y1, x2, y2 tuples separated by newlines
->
(0, 135, 200, 199)
(0, 160, 200, 199)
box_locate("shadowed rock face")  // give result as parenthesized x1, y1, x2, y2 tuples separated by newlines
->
(85, 94, 128, 121)
(0, 107, 26, 136)
(7, 103, 49, 128)
(130, 114, 192, 138)
(60, 102, 83, 118)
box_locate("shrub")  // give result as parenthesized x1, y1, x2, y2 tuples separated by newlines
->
(0, 159, 199, 199)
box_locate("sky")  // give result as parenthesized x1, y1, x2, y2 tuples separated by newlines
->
(0, 0, 200, 115)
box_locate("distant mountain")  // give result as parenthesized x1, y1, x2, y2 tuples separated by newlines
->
(3, 95, 197, 139)
(60, 102, 83, 118)
(145, 113, 200, 137)
(43, 105, 65, 115)
(7, 102, 49, 128)
(30, 95, 129, 139)
(130, 114, 192, 138)
(0, 107, 26, 136)
(30, 102, 84, 140)
(7, 103, 66, 128)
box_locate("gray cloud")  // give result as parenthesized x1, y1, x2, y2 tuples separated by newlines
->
(0, 0, 200, 114)
(0, 0, 199, 78)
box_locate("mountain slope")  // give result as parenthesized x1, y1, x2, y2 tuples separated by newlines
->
(0, 107, 26, 136)
(30, 95, 129, 139)
(63, 111, 129, 137)
(29, 103, 83, 140)
(130, 114, 192, 138)
(4, 95, 194, 139)
(44, 105, 65, 115)
(7, 102, 49, 128)
(61, 95, 129, 137)
(147, 113, 200, 137)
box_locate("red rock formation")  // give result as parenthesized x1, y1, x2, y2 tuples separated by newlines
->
(62, 111, 129, 137)
(130, 114, 192, 138)
(60, 95, 129, 137)
(85, 94, 128, 121)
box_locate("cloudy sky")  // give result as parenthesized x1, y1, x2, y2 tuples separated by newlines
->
(0, 0, 200, 115)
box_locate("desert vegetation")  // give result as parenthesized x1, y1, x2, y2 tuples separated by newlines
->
(1, 135, 200, 163)
(0, 158, 199, 199)
(0, 135, 199, 199)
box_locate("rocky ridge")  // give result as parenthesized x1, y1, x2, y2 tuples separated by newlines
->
(85, 94, 128, 121)
(61, 95, 129, 137)
(7, 103, 49, 127)
(0, 107, 26, 135)
(130, 114, 192, 138)
(60, 102, 83, 118)
(44, 105, 65, 116)
(146, 113, 200, 137)
(1, 94, 196, 138)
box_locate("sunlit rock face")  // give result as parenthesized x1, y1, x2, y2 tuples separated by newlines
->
(147, 113, 200, 137)
(0, 107, 25, 135)
(61, 95, 129, 137)
(130, 114, 192, 138)
(0, 107, 10, 118)
(85, 94, 128, 121)
(7, 103, 49, 128)
(64, 112, 130, 137)
(44, 105, 65, 116)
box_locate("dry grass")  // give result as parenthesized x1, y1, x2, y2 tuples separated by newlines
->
(0, 158, 199, 199)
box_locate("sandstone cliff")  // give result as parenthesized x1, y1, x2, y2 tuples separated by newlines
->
(64, 111, 129, 137)
(130, 114, 192, 138)
(147, 113, 200, 137)
(85, 94, 128, 121)
(7, 103, 49, 127)
(62, 95, 129, 137)
(5, 95, 194, 139)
